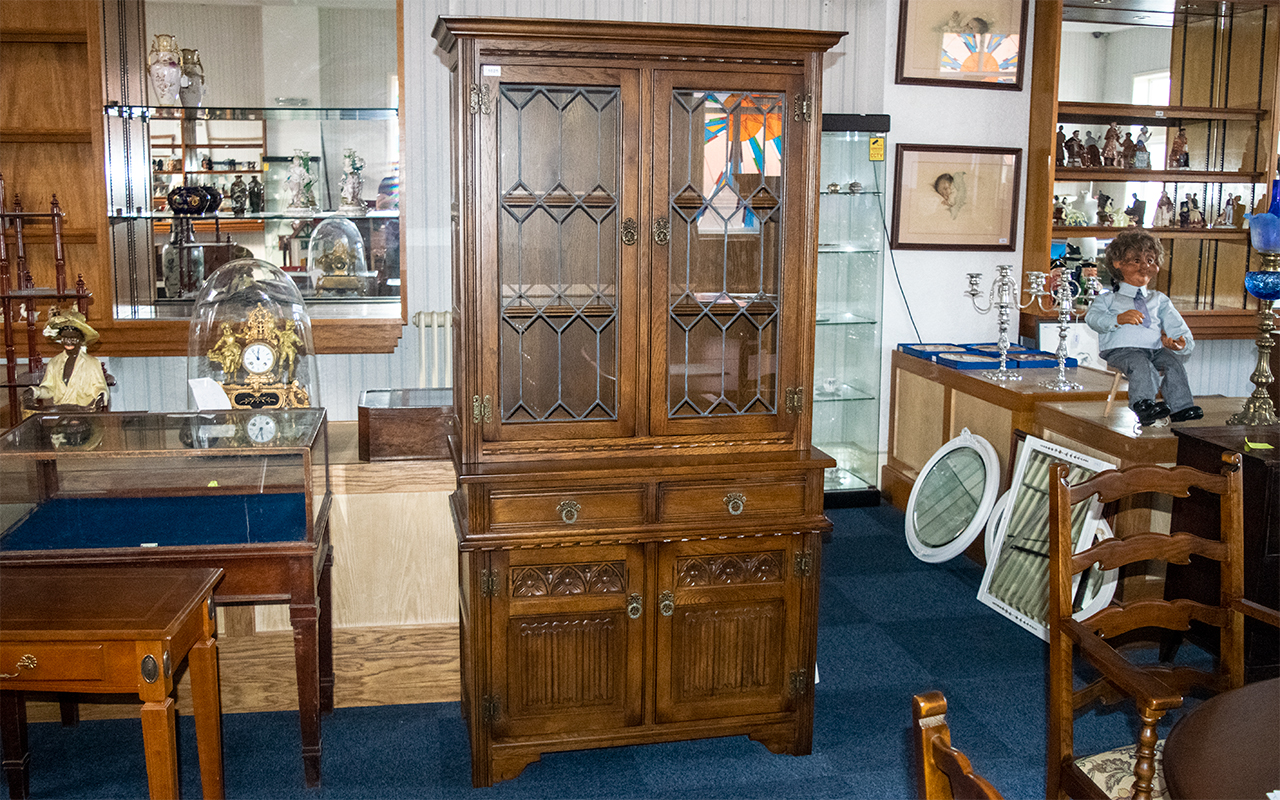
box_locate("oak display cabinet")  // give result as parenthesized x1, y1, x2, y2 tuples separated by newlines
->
(433, 16, 841, 787)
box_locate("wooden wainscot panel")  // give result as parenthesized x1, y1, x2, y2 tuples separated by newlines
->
(890, 361, 946, 472)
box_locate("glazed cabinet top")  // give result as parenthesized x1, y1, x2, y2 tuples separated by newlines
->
(433, 17, 845, 467)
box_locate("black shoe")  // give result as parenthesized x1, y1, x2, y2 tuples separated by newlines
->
(1132, 399, 1172, 426)
(1169, 405, 1204, 422)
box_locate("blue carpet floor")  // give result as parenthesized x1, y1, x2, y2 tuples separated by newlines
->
(19, 502, 1199, 799)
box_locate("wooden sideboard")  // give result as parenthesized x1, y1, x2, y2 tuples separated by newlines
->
(883, 349, 1125, 510)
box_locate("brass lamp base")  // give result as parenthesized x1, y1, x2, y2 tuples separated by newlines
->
(1226, 295, 1277, 426)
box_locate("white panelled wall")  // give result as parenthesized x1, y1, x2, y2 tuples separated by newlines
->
(109, 0, 1257, 460)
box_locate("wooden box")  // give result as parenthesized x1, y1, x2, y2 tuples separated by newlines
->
(357, 388, 454, 461)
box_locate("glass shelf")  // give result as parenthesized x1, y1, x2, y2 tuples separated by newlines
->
(104, 104, 398, 122)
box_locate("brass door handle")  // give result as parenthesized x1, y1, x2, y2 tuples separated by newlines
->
(626, 592, 643, 619)
(724, 492, 746, 516)
(653, 217, 670, 246)
(659, 590, 675, 616)
(558, 500, 580, 524)
(621, 217, 638, 246)
(1, 654, 37, 678)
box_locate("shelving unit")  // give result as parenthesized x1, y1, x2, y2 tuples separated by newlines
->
(814, 113, 889, 506)
(1023, 0, 1280, 341)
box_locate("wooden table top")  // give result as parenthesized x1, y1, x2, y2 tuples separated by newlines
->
(1034, 396, 1249, 465)
(1162, 677, 1280, 800)
(0, 567, 222, 641)
(892, 350, 1125, 407)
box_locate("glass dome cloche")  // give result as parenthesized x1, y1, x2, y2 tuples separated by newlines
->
(306, 216, 373, 296)
(188, 258, 319, 410)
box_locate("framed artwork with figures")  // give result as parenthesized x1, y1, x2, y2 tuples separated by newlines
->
(890, 143, 1022, 251)
(895, 0, 1028, 90)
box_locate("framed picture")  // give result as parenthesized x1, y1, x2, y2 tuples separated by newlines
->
(890, 144, 1021, 251)
(977, 435, 1117, 642)
(895, 0, 1028, 89)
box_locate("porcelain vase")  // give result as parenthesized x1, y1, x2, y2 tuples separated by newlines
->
(147, 34, 182, 106)
(179, 48, 205, 107)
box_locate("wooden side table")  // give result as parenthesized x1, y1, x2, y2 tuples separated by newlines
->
(0, 567, 225, 800)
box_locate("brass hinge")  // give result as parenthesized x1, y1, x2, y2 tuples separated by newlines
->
(793, 550, 813, 577)
(792, 92, 812, 122)
(472, 394, 492, 424)
(469, 84, 493, 115)
(788, 669, 808, 698)
(479, 567, 499, 597)
(785, 386, 805, 415)
(481, 694, 501, 724)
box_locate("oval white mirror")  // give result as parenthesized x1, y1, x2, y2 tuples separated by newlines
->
(905, 428, 1000, 563)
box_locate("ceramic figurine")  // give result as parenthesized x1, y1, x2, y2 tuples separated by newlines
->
(247, 175, 264, 213)
(1169, 127, 1189, 169)
(1096, 192, 1115, 227)
(1152, 191, 1175, 227)
(147, 34, 182, 106)
(1084, 131, 1101, 168)
(1056, 125, 1066, 166)
(28, 309, 109, 410)
(1101, 123, 1121, 167)
(179, 48, 205, 107)
(338, 148, 367, 215)
(1185, 193, 1205, 227)
(1125, 193, 1146, 227)
(285, 150, 318, 212)
(1120, 133, 1136, 169)
(1064, 130, 1083, 167)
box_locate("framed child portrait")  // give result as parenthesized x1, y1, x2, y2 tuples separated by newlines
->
(890, 143, 1021, 251)
(895, 0, 1028, 89)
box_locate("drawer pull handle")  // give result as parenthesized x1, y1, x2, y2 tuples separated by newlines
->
(1, 654, 37, 678)
(558, 500, 581, 524)
(659, 590, 675, 617)
(724, 492, 746, 516)
(626, 592, 643, 619)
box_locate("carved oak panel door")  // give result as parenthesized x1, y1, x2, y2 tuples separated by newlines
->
(488, 544, 645, 738)
(653, 536, 803, 723)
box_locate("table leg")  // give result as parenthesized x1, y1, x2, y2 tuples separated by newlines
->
(57, 698, 78, 728)
(139, 697, 180, 800)
(319, 545, 335, 715)
(290, 598, 321, 788)
(1, 691, 29, 800)
(188, 635, 225, 800)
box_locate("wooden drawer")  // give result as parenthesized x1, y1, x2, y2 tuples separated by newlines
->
(0, 643, 105, 682)
(488, 486, 646, 529)
(658, 479, 806, 522)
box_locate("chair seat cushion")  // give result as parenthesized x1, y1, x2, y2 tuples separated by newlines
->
(1075, 740, 1167, 800)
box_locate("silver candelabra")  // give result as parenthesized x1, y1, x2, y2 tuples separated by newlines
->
(964, 265, 1046, 381)
(1027, 265, 1104, 391)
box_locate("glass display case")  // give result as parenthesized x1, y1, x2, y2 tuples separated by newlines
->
(814, 114, 890, 505)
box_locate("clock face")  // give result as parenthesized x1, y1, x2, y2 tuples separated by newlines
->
(243, 342, 276, 375)
(246, 414, 277, 443)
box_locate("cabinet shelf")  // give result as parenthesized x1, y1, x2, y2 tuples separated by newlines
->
(1051, 225, 1248, 240)
(1054, 167, 1265, 183)
(813, 389, 875, 403)
(108, 209, 397, 223)
(1056, 101, 1268, 126)
(105, 104, 398, 121)
(816, 313, 875, 325)
(818, 245, 881, 254)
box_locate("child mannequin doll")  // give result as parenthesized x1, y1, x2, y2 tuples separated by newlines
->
(1085, 228, 1203, 426)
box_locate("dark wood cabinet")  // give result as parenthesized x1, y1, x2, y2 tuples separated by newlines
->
(433, 17, 841, 786)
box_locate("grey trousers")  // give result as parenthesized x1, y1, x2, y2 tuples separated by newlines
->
(1100, 346, 1195, 412)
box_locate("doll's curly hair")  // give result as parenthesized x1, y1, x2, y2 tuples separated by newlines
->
(1102, 228, 1164, 288)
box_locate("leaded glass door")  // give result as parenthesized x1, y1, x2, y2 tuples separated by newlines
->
(478, 67, 640, 443)
(650, 71, 807, 438)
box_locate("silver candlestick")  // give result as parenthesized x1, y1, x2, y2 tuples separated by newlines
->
(1029, 265, 1104, 391)
(964, 265, 1046, 381)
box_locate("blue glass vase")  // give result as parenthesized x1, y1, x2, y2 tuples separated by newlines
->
(1244, 269, 1280, 301)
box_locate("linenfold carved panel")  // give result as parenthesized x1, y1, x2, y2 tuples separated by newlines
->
(675, 551, 784, 587)
(674, 604, 783, 697)
(514, 616, 620, 708)
(511, 561, 626, 597)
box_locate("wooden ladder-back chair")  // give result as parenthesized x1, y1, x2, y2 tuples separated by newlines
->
(913, 691, 1002, 800)
(1046, 453, 1278, 800)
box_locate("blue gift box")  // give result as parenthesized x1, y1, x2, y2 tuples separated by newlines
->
(1010, 350, 1078, 368)
(936, 351, 1004, 370)
(898, 343, 970, 362)
(963, 342, 1034, 355)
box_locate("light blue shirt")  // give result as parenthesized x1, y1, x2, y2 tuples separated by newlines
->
(1085, 283, 1195, 355)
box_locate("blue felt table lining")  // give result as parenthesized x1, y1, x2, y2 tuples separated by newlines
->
(0, 494, 308, 550)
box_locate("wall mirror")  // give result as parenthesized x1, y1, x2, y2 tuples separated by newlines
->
(978, 435, 1117, 641)
(103, 0, 400, 324)
(904, 428, 999, 563)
